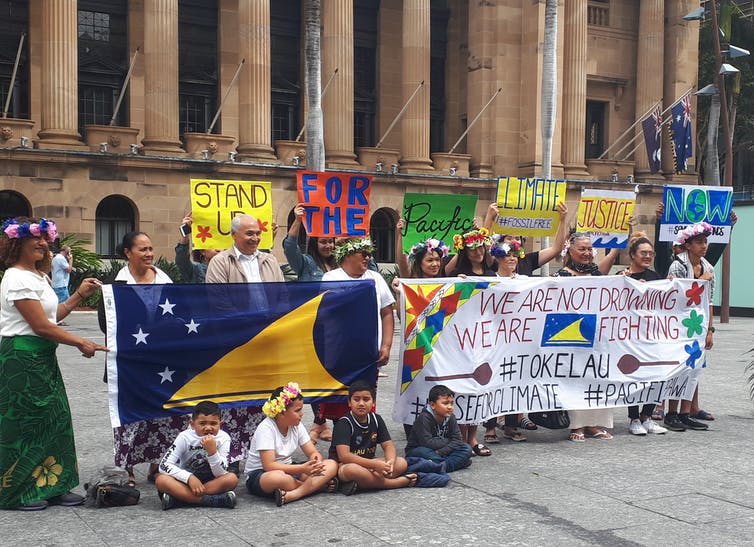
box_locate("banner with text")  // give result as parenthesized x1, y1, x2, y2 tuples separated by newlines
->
(494, 177, 566, 237)
(401, 193, 477, 253)
(297, 171, 372, 237)
(190, 179, 274, 250)
(576, 189, 636, 248)
(393, 276, 709, 425)
(659, 185, 732, 243)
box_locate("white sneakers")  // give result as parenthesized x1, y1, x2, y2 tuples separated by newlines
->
(629, 418, 667, 435)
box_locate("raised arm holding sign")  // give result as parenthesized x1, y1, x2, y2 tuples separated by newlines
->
(297, 171, 372, 237)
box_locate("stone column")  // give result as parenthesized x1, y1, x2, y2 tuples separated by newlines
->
(466, 0, 494, 177)
(322, 0, 357, 167)
(561, 0, 589, 178)
(142, 0, 184, 155)
(634, 0, 664, 179)
(400, 0, 433, 172)
(662, 0, 699, 180)
(37, 0, 85, 149)
(236, 0, 276, 162)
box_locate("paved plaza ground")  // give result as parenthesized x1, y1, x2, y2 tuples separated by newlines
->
(3, 311, 754, 546)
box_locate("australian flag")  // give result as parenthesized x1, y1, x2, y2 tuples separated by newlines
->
(669, 94, 693, 173)
(103, 281, 379, 427)
(641, 105, 662, 174)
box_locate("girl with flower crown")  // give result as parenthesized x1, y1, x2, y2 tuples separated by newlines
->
(0, 217, 107, 510)
(244, 383, 338, 506)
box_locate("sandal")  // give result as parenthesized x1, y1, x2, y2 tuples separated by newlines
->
(326, 477, 339, 493)
(472, 443, 492, 457)
(691, 409, 715, 421)
(590, 429, 613, 440)
(309, 423, 322, 445)
(652, 409, 665, 421)
(126, 475, 136, 488)
(519, 416, 538, 431)
(402, 472, 418, 488)
(568, 432, 585, 442)
(483, 433, 500, 444)
(274, 488, 287, 507)
(502, 429, 526, 442)
(339, 480, 358, 496)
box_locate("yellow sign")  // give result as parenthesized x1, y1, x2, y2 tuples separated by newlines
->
(576, 189, 635, 248)
(494, 177, 566, 236)
(189, 179, 273, 250)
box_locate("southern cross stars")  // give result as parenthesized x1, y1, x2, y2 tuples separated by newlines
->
(185, 319, 200, 333)
(157, 366, 175, 384)
(132, 328, 149, 345)
(159, 298, 176, 315)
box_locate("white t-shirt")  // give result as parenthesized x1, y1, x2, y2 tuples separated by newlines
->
(321, 268, 395, 348)
(244, 417, 310, 474)
(114, 265, 173, 284)
(0, 268, 57, 337)
(158, 428, 232, 484)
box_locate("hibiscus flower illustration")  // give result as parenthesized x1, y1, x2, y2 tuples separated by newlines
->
(31, 456, 63, 488)
(196, 225, 213, 243)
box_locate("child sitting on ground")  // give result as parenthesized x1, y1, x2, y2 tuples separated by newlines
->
(245, 382, 338, 507)
(329, 381, 417, 495)
(405, 384, 472, 472)
(155, 400, 238, 509)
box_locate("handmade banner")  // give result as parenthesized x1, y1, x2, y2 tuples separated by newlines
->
(103, 281, 378, 427)
(659, 185, 732, 243)
(494, 177, 566, 237)
(297, 171, 372, 237)
(189, 179, 274, 250)
(401, 193, 477, 253)
(576, 189, 636, 248)
(393, 276, 709, 425)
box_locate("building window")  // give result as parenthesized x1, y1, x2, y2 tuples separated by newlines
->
(78, 1, 127, 132)
(96, 195, 135, 258)
(430, 3, 449, 153)
(0, 1, 30, 119)
(585, 101, 607, 159)
(354, 1, 379, 149)
(271, 0, 301, 142)
(0, 190, 31, 221)
(370, 208, 396, 263)
(179, 0, 218, 135)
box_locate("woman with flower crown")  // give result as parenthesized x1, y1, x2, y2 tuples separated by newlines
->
(0, 217, 107, 510)
(244, 383, 338, 506)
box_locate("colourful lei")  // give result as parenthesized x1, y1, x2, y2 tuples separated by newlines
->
(453, 227, 490, 251)
(673, 222, 713, 246)
(408, 238, 450, 263)
(490, 235, 525, 258)
(2, 218, 58, 241)
(334, 237, 374, 263)
(262, 382, 302, 418)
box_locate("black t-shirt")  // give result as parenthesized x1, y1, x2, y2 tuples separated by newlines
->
(629, 269, 661, 281)
(328, 412, 391, 461)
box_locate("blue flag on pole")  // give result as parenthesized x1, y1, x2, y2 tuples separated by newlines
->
(103, 281, 378, 427)
(641, 105, 662, 174)
(669, 94, 693, 173)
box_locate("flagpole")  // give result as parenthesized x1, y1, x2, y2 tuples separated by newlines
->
(620, 114, 672, 160)
(597, 98, 662, 160)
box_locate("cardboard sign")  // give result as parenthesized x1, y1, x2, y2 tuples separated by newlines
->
(495, 177, 566, 236)
(576, 189, 636, 248)
(659, 185, 732, 243)
(189, 179, 274, 250)
(296, 171, 371, 237)
(401, 193, 477, 253)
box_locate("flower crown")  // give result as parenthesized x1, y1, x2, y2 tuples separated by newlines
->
(453, 227, 490, 251)
(408, 238, 450, 263)
(673, 222, 713, 246)
(262, 382, 302, 418)
(2, 218, 58, 241)
(334, 237, 374, 263)
(489, 234, 525, 258)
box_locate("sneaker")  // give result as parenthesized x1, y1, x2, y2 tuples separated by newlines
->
(629, 419, 647, 436)
(641, 419, 667, 434)
(663, 413, 686, 432)
(161, 492, 175, 510)
(48, 492, 85, 506)
(228, 461, 241, 477)
(679, 414, 708, 431)
(17, 500, 48, 511)
(201, 492, 236, 508)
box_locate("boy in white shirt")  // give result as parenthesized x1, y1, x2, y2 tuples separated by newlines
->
(155, 401, 238, 509)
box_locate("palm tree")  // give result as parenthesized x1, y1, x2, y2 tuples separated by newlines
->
(304, 0, 325, 172)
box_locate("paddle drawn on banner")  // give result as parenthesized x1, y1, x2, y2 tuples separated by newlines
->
(297, 171, 372, 237)
(401, 193, 476, 253)
(659, 185, 732, 244)
(494, 177, 566, 237)
(392, 276, 709, 425)
(576, 189, 636, 248)
(189, 179, 274, 250)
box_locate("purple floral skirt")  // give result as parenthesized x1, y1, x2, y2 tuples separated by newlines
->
(113, 406, 265, 467)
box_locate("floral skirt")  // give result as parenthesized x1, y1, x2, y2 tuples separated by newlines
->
(113, 405, 265, 467)
(0, 336, 78, 508)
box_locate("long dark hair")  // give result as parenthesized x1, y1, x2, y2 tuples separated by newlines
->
(306, 236, 336, 272)
(409, 247, 443, 278)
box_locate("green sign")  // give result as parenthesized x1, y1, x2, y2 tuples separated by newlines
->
(401, 193, 478, 253)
